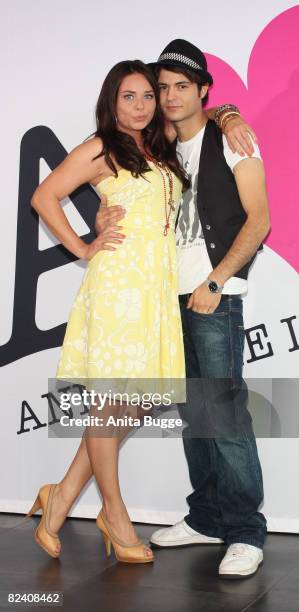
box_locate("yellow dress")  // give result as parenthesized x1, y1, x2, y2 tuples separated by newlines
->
(56, 162, 186, 397)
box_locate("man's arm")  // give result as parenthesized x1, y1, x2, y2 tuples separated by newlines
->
(206, 106, 258, 157)
(164, 106, 258, 156)
(188, 158, 271, 314)
(209, 158, 270, 285)
(95, 198, 126, 236)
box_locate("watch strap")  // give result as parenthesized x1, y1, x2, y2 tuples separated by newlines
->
(205, 279, 224, 293)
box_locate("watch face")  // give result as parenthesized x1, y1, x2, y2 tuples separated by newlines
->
(209, 281, 218, 293)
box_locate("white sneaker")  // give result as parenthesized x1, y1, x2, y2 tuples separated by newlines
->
(219, 543, 263, 578)
(150, 519, 224, 548)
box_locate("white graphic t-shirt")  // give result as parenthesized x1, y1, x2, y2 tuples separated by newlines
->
(175, 124, 262, 295)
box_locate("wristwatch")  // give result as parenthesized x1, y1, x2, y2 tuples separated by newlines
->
(205, 279, 224, 294)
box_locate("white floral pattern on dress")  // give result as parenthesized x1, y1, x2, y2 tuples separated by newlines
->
(56, 163, 186, 389)
(115, 288, 142, 321)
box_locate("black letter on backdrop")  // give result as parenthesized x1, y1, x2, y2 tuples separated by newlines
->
(0, 126, 98, 367)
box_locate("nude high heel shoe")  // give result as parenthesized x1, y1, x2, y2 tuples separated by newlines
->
(26, 484, 61, 558)
(96, 509, 154, 564)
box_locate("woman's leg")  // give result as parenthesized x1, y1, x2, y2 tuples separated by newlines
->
(48, 416, 130, 534)
(48, 418, 132, 535)
(48, 400, 151, 553)
(49, 436, 93, 534)
(84, 401, 152, 552)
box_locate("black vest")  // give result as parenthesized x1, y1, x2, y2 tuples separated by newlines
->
(176, 119, 263, 280)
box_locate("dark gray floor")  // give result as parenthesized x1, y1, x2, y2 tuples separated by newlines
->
(0, 514, 299, 611)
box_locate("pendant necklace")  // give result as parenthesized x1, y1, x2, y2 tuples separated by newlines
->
(144, 153, 175, 236)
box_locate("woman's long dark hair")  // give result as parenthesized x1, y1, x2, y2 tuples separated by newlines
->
(87, 60, 190, 190)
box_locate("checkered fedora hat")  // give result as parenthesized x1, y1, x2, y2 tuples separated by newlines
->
(148, 39, 213, 85)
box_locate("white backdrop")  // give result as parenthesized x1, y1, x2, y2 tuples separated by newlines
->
(1, 0, 298, 532)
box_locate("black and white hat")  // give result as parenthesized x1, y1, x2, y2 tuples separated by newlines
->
(148, 39, 213, 85)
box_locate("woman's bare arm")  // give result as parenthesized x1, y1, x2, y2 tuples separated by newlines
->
(31, 137, 123, 259)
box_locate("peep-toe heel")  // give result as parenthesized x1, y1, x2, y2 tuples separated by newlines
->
(26, 484, 61, 559)
(96, 509, 154, 564)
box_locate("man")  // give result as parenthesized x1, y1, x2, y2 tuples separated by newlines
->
(95, 40, 270, 578)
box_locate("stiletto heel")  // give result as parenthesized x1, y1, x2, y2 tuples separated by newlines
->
(27, 484, 61, 559)
(96, 509, 154, 564)
(102, 532, 112, 557)
(26, 496, 42, 517)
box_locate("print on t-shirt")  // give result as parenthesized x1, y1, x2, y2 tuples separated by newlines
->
(176, 161, 204, 248)
(176, 166, 204, 246)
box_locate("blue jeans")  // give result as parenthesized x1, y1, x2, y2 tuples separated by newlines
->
(178, 294, 267, 549)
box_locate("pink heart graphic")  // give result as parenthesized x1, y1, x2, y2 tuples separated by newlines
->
(206, 6, 299, 272)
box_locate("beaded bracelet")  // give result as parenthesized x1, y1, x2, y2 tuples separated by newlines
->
(221, 111, 241, 131)
(214, 104, 240, 128)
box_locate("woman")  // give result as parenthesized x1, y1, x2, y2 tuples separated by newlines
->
(27, 59, 190, 564)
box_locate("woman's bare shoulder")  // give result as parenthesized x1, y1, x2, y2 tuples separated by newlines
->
(72, 134, 104, 159)
(67, 136, 107, 187)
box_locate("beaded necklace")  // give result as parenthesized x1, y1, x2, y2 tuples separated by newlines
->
(144, 153, 175, 236)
